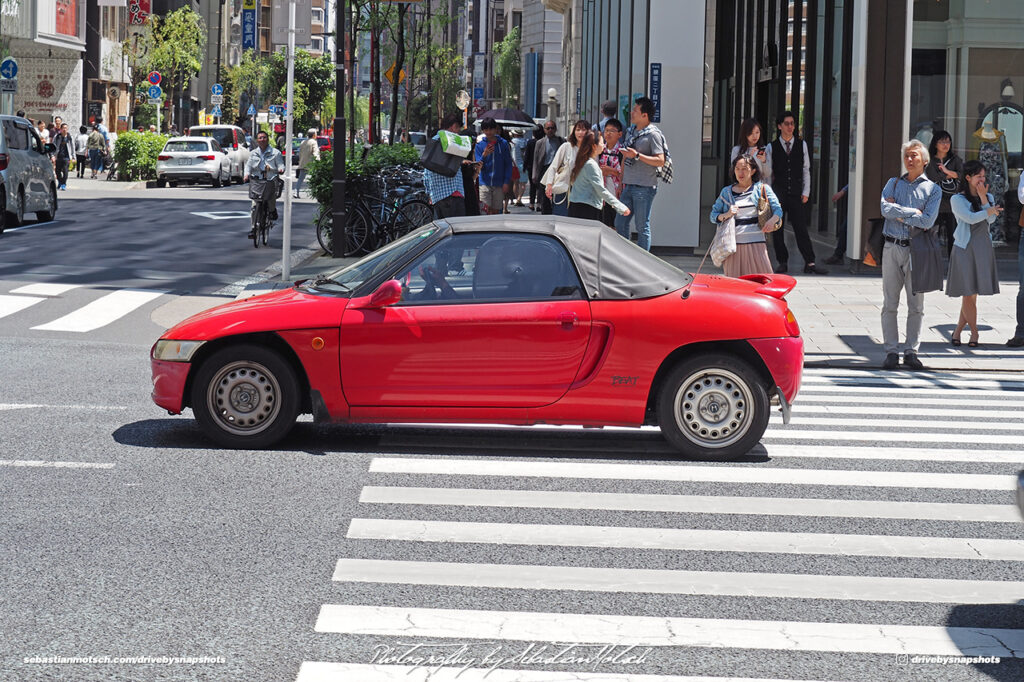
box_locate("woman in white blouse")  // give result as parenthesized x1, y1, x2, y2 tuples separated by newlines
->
(542, 120, 590, 217)
(730, 118, 771, 185)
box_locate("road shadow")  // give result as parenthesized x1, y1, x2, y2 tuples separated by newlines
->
(112, 419, 771, 463)
(945, 602, 1024, 681)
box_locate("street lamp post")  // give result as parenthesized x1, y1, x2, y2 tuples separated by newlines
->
(546, 88, 559, 123)
(331, 0, 347, 258)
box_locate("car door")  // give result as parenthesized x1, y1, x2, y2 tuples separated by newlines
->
(2, 120, 31, 208)
(340, 232, 593, 407)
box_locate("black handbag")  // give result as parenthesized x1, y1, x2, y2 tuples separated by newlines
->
(420, 136, 462, 177)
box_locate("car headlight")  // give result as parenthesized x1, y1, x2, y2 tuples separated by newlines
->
(152, 339, 205, 362)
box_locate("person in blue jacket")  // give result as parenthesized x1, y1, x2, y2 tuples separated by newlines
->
(474, 118, 513, 215)
(710, 153, 783, 278)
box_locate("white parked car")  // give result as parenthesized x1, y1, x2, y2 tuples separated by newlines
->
(156, 137, 232, 188)
(188, 125, 250, 184)
(0, 114, 58, 230)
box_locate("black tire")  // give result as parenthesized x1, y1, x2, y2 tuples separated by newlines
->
(8, 187, 25, 227)
(212, 172, 222, 188)
(0, 187, 7, 235)
(315, 210, 332, 254)
(169, 181, 179, 188)
(657, 353, 771, 460)
(157, 178, 167, 188)
(261, 219, 269, 245)
(37, 184, 57, 222)
(190, 344, 301, 449)
(395, 199, 433, 237)
(253, 204, 264, 248)
(343, 205, 372, 256)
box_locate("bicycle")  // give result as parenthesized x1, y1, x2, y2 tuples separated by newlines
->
(248, 171, 282, 248)
(315, 176, 433, 257)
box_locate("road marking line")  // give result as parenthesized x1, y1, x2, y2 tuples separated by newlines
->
(799, 384, 1023, 398)
(5, 220, 57, 233)
(802, 374, 1024, 389)
(798, 393, 1024, 407)
(313, 604, 1024, 657)
(332, 558, 1024, 604)
(369, 458, 1015, 490)
(771, 415, 1024, 431)
(0, 460, 114, 469)
(346, 518, 1024, 561)
(296, 663, 815, 682)
(763, 429, 1022, 445)
(761, 443, 1023, 464)
(30, 289, 165, 332)
(0, 403, 127, 411)
(789, 404, 1024, 419)
(359, 486, 1021, 523)
(190, 211, 251, 220)
(9, 283, 81, 296)
(0, 294, 44, 319)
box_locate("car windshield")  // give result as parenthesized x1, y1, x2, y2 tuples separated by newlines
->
(409, 132, 426, 145)
(305, 224, 441, 293)
(192, 129, 233, 147)
(316, 137, 330, 147)
(164, 140, 211, 152)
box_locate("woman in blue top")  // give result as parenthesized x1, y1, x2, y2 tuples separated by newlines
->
(567, 130, 630, 223)
(946, 160, 1003, 347)
(710, 154, 783, 278)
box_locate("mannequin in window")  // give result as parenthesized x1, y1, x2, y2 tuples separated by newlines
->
(968, 120, 1009, 245)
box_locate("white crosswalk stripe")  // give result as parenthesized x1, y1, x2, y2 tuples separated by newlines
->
(0, 294, 44, 320)
(299, 367, 1024, 679)
(30, 289, 166, 332)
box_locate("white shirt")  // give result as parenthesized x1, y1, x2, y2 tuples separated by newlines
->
(1018, 174, 1024, 205)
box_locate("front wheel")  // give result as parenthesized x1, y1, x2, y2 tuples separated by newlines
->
(252, 203, 265, 248)
(657, 354, 770, 460)
(190, 344, 301, 449)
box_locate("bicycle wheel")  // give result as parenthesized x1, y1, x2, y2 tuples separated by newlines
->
(253, 204, 264, 248)
(315, 210, 333, 254)
(261, 219, 269, 245)
(343, 205, 373, 257)
(394, 199, 434, 238)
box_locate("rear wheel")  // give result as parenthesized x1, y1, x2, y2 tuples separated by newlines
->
(395, 199, 434, 237)
(0, 187, 7, 234)
(190, 344, 300, 449)
(253, 204, 265, 248)
(212, 172, 222, 188)
(657, 354, 770, 460)
(7, 187, 25, 227)
(157, 178, 167, 188)
(343, 205, 372, 256)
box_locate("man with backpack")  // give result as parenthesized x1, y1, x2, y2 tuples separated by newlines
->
(616, 96, 669, 251)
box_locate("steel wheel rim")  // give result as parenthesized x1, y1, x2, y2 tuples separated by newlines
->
(673, 367, 754, 448)
(206, 360, 282, 436)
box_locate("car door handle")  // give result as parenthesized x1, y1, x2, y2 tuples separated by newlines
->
(558, 311, 578, 328)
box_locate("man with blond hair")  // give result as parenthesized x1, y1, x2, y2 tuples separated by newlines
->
(879, 139, 941, 370)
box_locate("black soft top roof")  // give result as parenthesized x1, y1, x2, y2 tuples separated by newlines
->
(440, 215, 691, 300)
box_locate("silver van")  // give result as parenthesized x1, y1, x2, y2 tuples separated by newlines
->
(1, 115, 58, 229)
(187, 125, 250, 184)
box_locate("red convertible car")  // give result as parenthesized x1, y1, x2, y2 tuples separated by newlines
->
(151, 217, 802, 458)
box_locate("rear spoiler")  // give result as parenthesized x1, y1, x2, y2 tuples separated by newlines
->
(739, 273, 797, 300)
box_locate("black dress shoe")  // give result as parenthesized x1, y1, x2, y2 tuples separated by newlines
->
(1007, 336, 1024, 348)
(903, 352, 924, 370)
(823, 255, 843, 265)
(803, 263, 829, 274)
(247, 229, 256, 238)
(774, 263, 788, 274)
(882, 353, 899, 370)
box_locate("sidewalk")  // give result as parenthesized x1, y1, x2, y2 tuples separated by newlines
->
(244, 202, 1024, 374)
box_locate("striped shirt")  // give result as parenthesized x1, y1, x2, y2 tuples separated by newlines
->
(730, 186, 763, 244)
(879, 174, 941, 241)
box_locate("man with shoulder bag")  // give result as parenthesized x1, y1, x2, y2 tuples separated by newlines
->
(422, 113, 470, 219)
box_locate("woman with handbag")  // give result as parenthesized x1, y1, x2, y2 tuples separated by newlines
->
(946, 160, 1002, 347)
(710, 154, 783, 278)
(925, 130, 964, 256)
(567, 130, 630, 223)
(542, 120, 590, 217)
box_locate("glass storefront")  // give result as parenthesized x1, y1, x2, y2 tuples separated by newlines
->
(910, 0, 1024, 245)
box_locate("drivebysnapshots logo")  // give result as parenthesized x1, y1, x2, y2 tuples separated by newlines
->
(895, 654, 1001, 666)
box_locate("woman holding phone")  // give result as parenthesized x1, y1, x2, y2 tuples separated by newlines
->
(567, 130, 630, 222)
(730, 118, 771, 184)
(925, 130, 964, 255)
(946, 160, 1001, 347)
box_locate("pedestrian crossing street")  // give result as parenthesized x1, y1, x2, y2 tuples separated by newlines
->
(297, 367, 1024, 682)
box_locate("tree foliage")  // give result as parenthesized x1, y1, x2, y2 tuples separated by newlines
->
(148, 8, 206, 129)
(429, 44, 465, 129)
(494, 26, 521, 107)
(263, 50, 334, 131)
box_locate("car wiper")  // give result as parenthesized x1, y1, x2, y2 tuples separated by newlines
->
(309, 275, 350, 291)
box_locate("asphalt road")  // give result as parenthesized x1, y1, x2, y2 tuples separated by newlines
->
(0, 184, 1022, 681)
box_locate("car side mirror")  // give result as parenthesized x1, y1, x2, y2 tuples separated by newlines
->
(366, 280, 403, 308)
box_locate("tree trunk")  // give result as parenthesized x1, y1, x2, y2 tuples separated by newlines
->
(388, 4, 406, 145)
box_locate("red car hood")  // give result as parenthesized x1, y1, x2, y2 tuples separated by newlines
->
(161, 287, 348, 341)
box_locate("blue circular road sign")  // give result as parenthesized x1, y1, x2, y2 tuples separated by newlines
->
(148, 85, 162, 99)
(0, 57, 18, 80)
(211, 83, 224, 96)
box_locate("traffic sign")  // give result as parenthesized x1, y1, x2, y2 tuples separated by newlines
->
(147, 71, 161, 85)
(247, 104, 257, 116)
(384, 62, 405, 86)
(210, 95, 224, 105)
(148, 98, 161, 105)
(148, 84, 162, 99)
(473, 87, 484, 100)
(1, 57, 18, 79)
(211, 105, 222, 118)
(211, 83, 224, 95)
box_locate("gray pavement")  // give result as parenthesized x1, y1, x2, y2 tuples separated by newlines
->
(247, 201, 1024, 374)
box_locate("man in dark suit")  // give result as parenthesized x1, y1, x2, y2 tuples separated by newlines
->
(531, 121, 565, 215)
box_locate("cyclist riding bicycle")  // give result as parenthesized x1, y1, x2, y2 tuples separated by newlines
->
(244, 130, 285, 238)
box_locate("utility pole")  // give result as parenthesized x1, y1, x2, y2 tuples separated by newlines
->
(331, 0, 347, 258)
(281, 0, 296, 280)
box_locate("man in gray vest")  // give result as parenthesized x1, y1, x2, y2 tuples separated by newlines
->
(770, 110, 828, 274)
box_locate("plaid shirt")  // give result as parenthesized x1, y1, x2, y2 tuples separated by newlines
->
(423, 134, 464, 204)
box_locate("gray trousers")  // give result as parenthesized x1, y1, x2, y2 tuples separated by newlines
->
(881, 242, 924, 354)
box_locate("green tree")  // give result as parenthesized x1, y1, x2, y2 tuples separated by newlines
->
(227, 50, 267, 127)
(429, 44, 464, 129)
(115, 23, 157, 129)
(263, 50, 334, 131)
(148, 7, 206, 131)
(494, 26, 521, 107)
